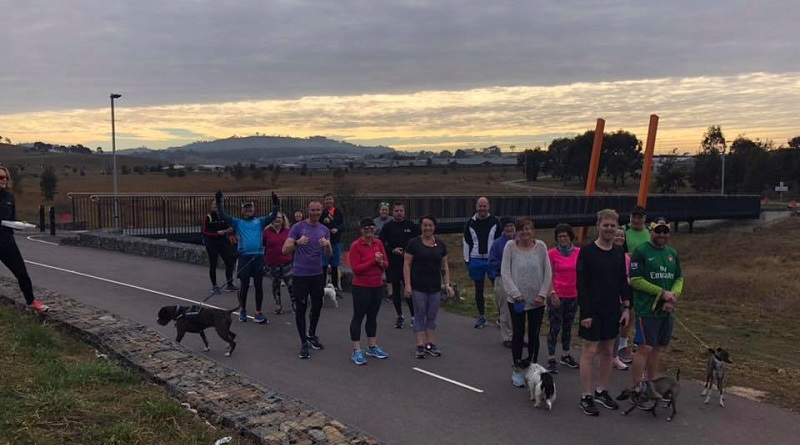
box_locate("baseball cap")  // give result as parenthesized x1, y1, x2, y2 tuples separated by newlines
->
(630, 205, 647, 215)
(241, 201, 254, 208)
(651, 216, 670, 232)
(360, 218, 376, 228)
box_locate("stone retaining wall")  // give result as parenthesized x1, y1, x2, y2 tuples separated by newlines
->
(0, 278, 381, 445)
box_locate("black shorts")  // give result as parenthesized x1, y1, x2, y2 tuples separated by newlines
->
(578, 312, 621, 342)
(634, 316, 674, 347)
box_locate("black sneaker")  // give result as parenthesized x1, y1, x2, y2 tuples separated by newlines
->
(414, 346, 426, 359)
(226, 284, 239, 292)
(594, 390, 619, 410)
(580, 395, 599, 416)
(425, 343, 442, 357)
(299, 343, 311, 359)
(560, 354, 579, 369)
(307, 335, 325, 350)
(395, 315, 404, 329)
(546, 358, 559, 374)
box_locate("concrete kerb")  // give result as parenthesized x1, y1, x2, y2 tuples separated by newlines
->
(0, 278, 382, 445)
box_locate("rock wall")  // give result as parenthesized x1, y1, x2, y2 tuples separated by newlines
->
(0, 279, 381, 445)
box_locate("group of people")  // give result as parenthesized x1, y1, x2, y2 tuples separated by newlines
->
(201, 192, 683, 414)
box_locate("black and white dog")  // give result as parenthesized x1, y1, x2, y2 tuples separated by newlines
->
(157, 304, 238, 356)
(702, 347, 733, 407)
(519, 359, 556, 410)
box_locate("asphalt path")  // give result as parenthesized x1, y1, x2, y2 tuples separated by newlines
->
(3, 233, 797, 445)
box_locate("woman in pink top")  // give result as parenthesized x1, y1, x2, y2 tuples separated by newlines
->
(263, 213, 293, 314)
(348, 218, 390, 365)
(546, 223, 581, 373)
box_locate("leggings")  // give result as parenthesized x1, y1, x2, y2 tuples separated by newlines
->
(268, 262, 293, 306)
(474, 279, 486, 315)
(0, 241, 35, 304)
(350, 285, 383, 341)
(509, 304, 544, 364)
(205, 238, 235, 287)
(412, 290, 441, 333)
(546, 298, 579, 356)
(237, 254, 265, 312)
(390, 278, 415, 318)
(293, 274, 325, 343)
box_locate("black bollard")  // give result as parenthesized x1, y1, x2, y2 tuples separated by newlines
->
(49, 206, 56, 236)
(39, 205, 45, 233)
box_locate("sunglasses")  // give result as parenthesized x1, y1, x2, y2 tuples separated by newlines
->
(0, 176, 8, 180)
(653, 226, 670, 234)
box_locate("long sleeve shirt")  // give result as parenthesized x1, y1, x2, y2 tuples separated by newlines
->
(349, 237, 388, 287)
(500, 240, 553, 310)
(488, 233, 515, 279)
(576, 241, 631, 320)
(217, 201, 279, 255)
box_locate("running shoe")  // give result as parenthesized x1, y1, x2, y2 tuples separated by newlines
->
(226, 284, 239, 292)
(238, 309, 248, 322)
(352, 349, 366, 365)
(580, 395, 599, 416)
(613, 357, 629, 370)
(299, 343, 311, 359)
(212, 286, 221, 294)
(474, 315, 487, 329)
(274, 304, 282, 315)
(546, 358, 559, 374)
(512, 370, 525, 388)
(28, 300, 49, 312)
(618, 347, 634, 364)
(425, 343, 441, 357)
(560, 354, 579, 369)
(253, 312, 267, 324)
(594, 390, 619, 410)
(395, 315, 404, 329)
(307, 335, 325, 350)
(414, 346, 426, 359)
(366, 345, 388, 359)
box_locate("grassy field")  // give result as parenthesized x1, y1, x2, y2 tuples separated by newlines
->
(0, 304, 250, 445)
(439, 217, 800, 412)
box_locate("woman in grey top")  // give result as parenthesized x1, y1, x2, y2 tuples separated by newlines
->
(501, 218, 553, 387)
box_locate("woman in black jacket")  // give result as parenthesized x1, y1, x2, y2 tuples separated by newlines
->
(0, 166, 48, 312)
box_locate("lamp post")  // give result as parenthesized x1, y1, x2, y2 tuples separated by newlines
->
(721, 147, 726, 195)
(110, 93, 122, 230)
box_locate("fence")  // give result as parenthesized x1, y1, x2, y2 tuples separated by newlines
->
(68, 192, 761, 242)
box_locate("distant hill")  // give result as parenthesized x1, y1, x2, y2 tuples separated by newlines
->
(118, 136, 395, 165)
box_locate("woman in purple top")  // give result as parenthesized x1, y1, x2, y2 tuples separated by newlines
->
(283, 200, 332, 360)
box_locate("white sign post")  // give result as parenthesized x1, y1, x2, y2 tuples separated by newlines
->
(775, 181, 789, 202)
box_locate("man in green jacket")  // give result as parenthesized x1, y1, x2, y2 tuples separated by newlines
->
(629, 216, 684, 391)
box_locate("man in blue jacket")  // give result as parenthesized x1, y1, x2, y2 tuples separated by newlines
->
(488, 217, 516, 347)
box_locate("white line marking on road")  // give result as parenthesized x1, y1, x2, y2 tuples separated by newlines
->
(412, 367, 484, 393)
(23, 260, 246, 316)
(26, 235, 59, 246)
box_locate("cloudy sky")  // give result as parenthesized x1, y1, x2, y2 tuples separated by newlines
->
(1, 0, 798, 152)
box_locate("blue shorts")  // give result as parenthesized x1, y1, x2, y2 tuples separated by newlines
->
(467, 258, 490, 281)
(322, 242, 342, 268)
(634, 316, 674, 347)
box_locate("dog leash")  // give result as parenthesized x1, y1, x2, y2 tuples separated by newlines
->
(673, 314, 710, 350)
(202, 255, 257, 303)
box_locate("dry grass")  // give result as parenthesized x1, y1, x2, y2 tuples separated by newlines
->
(0, 304, 251, 445)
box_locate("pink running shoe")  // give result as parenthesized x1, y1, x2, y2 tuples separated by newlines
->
(28, 300, 49, 312)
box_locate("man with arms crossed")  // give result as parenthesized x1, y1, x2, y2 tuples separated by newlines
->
(283, 200, 332, 359)
(627, 217, 683, 402)
(576, 209, 631, 416)
(463, 196, 502, 329)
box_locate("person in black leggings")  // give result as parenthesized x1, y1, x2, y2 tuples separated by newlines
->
(348, 218, 390, 364)
(379, 202, 419, 328)
(201, 200, 237, 293)
(0, 166, 48, 312)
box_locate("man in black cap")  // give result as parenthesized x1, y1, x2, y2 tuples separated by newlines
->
(624, 205, 650, 254)
(488, 216, 516, 347)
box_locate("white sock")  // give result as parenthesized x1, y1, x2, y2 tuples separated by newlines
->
(618, 337, 629, 351)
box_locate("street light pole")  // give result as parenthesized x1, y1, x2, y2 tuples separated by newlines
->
(721, 148, 726, 195)
(110, 93, 122, 230)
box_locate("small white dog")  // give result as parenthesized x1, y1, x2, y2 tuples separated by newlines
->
(323, 283, 339, 308)
(524, 361, 557, 410)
